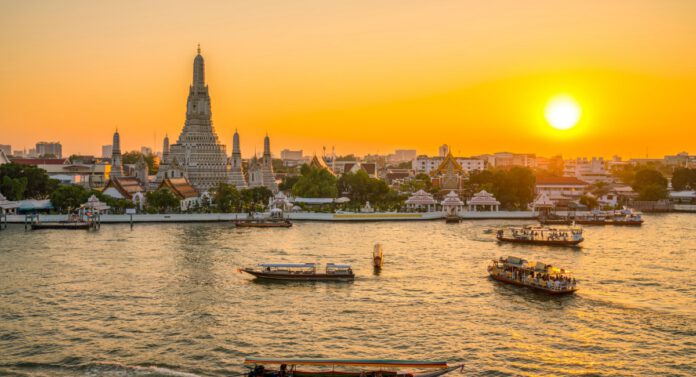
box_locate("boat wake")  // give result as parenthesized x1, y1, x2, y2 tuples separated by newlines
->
(0, 361, 205, 377)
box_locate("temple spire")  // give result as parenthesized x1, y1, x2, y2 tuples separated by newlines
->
(193, 45, 205, 86)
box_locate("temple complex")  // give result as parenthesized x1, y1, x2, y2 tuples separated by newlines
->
(159, 46, 229, 192)
(430, 151, 467, 192)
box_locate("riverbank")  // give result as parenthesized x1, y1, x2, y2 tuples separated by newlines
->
(3, 210, 544, 224)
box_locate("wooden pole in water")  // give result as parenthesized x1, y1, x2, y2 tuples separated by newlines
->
(130, 213, 133, 229)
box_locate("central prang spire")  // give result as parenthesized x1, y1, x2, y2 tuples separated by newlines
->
(193, 44, 205, 86)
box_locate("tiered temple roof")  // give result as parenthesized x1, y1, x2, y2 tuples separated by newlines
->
(405, 189, 437, 205)
(83, 194, 110, 213)
(441, 190, 465, 206)
(468, 190, 500, 206)
(159, 177, 199, 199)
(309, 154, 335, 176)
(532, 192, 555, 209)
(103, 177, 145, 200)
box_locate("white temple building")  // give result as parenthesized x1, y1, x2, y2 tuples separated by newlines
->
(467, 190, 500, 211)
(531, 191, 555, 215)
(405, 189, 437, 212)
(82, 194, 110, 214)
(0, 193, 20, 215)
(441, 190, 465, 216)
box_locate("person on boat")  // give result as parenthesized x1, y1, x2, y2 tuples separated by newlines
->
(279, 364, 287, 377)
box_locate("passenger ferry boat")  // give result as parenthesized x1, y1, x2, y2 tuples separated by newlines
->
(540, 209, 643, 226)
(488, 256, 578, 294)
(243, 358, 462, 377)
(240, 263, 354, 281)
(235, 210, 292, 228)
(496, 225, 584, 246)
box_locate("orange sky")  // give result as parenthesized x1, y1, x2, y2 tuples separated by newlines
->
(1, 0, 695, 159)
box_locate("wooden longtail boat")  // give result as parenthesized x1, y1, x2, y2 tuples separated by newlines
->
(240, 263, 355, 281)
(496, 225, 583, 246)
(488, 256, 578, 295)
(243, 358, 463, 377)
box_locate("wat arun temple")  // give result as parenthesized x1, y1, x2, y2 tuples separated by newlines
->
(153, 47, 276, 193)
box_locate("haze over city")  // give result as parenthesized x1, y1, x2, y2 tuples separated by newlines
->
(2, 0, 695, 158)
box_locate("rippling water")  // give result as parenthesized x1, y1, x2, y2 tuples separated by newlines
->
(1, 214, 695, 376)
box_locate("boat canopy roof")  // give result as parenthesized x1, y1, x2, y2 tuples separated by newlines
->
(244, 358, 448, 369)
(259, 263, 317, 268)
(326, 263, 351, 269)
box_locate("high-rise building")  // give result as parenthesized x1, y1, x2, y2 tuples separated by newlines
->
(102, 145, 113, 158)
(438, 144, 449, 157)
(141, 146, 153, 156)
(160, 46, 229, 192)
(36, 142, 62, 158)
(0, 144, 11, 155)
(280, 149, 303, 160)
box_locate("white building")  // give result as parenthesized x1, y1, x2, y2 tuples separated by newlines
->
(36, 142, 62, 158)
(101, 145, 113, 159)
(535, 176, 589, 202)
(564, 157, 612, 184)
(405, 189, 437, 212)
(412, 156, 485, 174)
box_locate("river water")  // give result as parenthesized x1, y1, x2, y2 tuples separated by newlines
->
(1, 214, 694, 376)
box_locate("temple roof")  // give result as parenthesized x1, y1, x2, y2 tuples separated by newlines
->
(83, 194, 110, 211)
(532, 192, 555, 208)
(441, 190, 464, 206)
(159, 177, 199, 199)
(468, 190, 500, 205)
(309, 155, 335, 176)
(104, 177, 145, 199)
(430, 152, 464, 176)
(405, 189, 437, 205)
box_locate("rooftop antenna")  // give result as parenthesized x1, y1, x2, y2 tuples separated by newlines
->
(197, 43, 201, 55)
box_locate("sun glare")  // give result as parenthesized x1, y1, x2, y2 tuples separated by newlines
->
(545, 95, 581, 130)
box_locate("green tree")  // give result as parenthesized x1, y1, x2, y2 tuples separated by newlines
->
(671, 168, 696, 191)
(122, 151, 159, 174)
(638, 184, 668, 201)
(1, 176, 28, 200)
(145, 188, 180, 213)
(292, 165, 338, 198)
(400, 173, 433, 193)
(213, 182, 241, 212)
(579, 195, 599, 210)
(337, 170, 393, 209)
(0, 163, 59, 199)
(279, 175, 301, 191)
(490, 167, 536, 210)
(239, 186, 273, 212)
(50, 185, 90, 213)
(632, 169, 668, 200)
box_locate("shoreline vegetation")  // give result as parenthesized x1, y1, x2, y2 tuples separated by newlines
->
(1, 160, 694, 218)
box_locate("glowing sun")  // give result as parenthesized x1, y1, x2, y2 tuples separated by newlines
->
(545, 95, 581, 130)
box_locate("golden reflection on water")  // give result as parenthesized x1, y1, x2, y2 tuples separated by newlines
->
(0, 215, 694, 376)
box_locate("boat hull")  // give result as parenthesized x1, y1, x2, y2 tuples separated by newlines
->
(30, 222, 91, 230)
(235, 221, 292, 228)
(242, 269, 354, 281)
(489, 273, 577, 295)
(496, 235, 583, 246)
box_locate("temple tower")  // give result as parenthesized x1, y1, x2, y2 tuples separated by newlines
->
(248, 134, 277, 192)
(162, 134, 169, 162)
(229, 129, 247, 188)
(110, 129, 124, 179)
(166, 45, 229, 192)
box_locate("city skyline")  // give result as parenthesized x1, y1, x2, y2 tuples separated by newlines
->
(2, 1, 695, 158)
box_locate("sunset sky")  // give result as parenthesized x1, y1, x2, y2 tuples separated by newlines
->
(1, 0, 695, 159)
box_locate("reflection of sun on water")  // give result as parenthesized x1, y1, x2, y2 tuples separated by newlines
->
(545, 94, 581, 130)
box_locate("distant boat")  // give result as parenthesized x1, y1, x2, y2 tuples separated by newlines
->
(239, 263, 354, 281)
(373, 243, 384, 269)
(496, 225, 584, 246)
(243, 358, 462, 377)
(488, 255, 578, 294)
(30, 213, 93, 230)
(234, 219, 292, 228)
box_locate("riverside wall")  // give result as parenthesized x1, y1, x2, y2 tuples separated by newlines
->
(3, 210, 540, 224)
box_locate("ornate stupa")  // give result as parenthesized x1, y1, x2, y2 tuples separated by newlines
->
(248, 133, 277, 192)
(229, 129, 247, 188)
(110, 129, 124, 179)
(164, 45, 229, 192)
